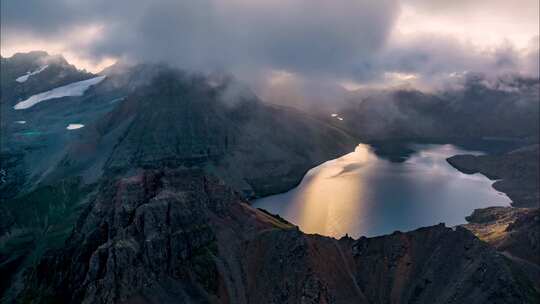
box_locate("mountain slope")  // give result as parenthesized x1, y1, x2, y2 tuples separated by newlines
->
(51, 68, 357, 197)
(19, 168, 538, 303)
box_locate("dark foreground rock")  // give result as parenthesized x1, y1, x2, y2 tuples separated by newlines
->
(463, 207, 540, 293)
(15, 169, 539, 304)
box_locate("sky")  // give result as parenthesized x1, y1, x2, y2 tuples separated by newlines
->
(1, 0, 538, 97)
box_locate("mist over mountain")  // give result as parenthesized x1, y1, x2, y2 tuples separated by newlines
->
(330, 73, 540, 142)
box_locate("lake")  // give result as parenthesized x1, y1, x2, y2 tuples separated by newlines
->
(253, 144, 510, 238)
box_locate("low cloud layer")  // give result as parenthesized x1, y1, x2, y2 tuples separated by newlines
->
(1, 0, 538, 96)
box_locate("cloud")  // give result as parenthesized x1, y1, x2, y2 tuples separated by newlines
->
(1, 0, 399, 77)
(379, 35, 531, 84)
(398, 0, 539, 49)
(1, 0, 537, 98)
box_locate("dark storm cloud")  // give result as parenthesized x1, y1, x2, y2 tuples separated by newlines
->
(1, 0, 537, 91)
(1, 0, 400, 78)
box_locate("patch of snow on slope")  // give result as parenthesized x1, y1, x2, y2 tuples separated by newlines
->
(109, 96, 126, 104)
(15, 120, 27, 124)
(14, 76, 106, 110)
(331, 113, 344, 121)
(66, 124, 85, 130)
(15, 65, 49, 83)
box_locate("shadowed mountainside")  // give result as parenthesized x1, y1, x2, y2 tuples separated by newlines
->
(19, 169, 539, 304)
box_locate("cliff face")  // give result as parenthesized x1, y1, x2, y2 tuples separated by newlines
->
(20, 169, 539, 304)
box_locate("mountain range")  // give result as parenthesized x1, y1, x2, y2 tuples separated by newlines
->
(1, 52, 538, 303)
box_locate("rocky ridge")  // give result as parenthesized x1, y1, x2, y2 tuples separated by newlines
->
(19, 168, 539, 304)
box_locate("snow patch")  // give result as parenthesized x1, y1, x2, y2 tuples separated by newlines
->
(15, 65, 49, 83)
(331, 113, 344, 120)
(109, 96, 126, 104)
(15, 120, 27, 124)
(66, 124, 85, 130)
(14, 76, 106, 110)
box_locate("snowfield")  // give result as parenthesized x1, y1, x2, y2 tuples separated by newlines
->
(15, 65, 49, 83)
(66, 124, 85, 130)
(14, 76, 106, 110)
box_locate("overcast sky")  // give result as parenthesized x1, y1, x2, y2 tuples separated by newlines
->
(1, 0, 538, 93)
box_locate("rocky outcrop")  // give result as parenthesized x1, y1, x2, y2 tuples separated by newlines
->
(17, 169, 539, 303)
(447, 145, 539, 207)
(464, 207, 540, 266)
(351, 225, 539, 303)
(463, 207, 540, 293)
(20, 169, 234, 303)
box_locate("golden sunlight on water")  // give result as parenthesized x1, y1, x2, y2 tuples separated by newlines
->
(254, 144, 510, 238)
(290, 145, 374, 237)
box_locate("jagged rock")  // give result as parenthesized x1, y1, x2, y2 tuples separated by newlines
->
(464, 207, 540, 266)
(18, 170, 539, 303)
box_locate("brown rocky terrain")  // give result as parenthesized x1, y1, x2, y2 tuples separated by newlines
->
(463, 207, 540, 293)
(464, 207, 539, 266)
(18, 169, 539, 303)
